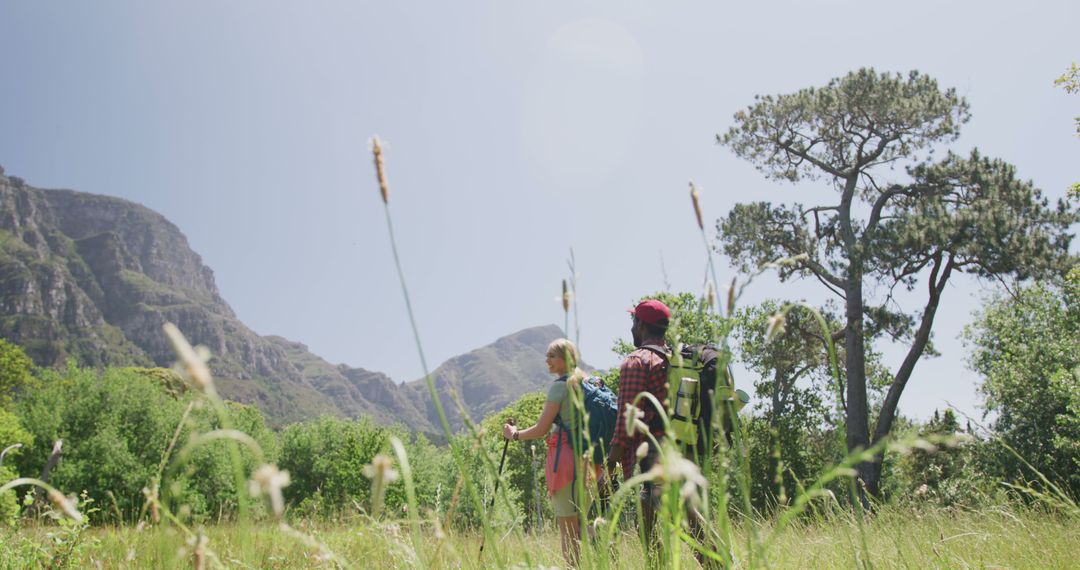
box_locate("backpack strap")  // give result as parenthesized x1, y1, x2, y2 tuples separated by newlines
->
(552, 375, 574, 474)
(639, 344, 670, 361)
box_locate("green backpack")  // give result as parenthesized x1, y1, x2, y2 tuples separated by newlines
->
(642, 343, 750, 450)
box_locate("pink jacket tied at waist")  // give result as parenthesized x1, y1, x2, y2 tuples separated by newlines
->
(545, 431, 600, 496)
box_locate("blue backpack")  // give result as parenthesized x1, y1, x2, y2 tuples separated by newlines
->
(553, 376, 619, 470)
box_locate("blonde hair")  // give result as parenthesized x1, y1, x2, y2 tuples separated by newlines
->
(546, 338, 587, 384)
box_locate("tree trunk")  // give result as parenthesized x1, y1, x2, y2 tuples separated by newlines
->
(844, 272, 877, 497)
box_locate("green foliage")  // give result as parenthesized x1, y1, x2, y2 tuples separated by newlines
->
(0, 408, 32, 459)
(735, 302, 840, 424)
(733, 302, 843, 508)
(740, 414, 842, 512)
(0, 339, 33, 408)
(0, 409, 27, 524)
(732, 300, 913, 507)
(10, 365, 277, 523)
(174, 400, 278, 521)
(13, 366, 178, 523)
(964, 268, 1080, 496)
(279, 415, 402, 518)
(473, 391, 547, 528)
(0, 490, 100, 567)
(0, 506, 1075, 568)
(885, 410, 1001, 508)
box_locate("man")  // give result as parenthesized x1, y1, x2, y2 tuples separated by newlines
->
(606, 299, 671, 549)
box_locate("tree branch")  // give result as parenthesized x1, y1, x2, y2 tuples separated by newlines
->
(778, 139, 848, 178)
(867, 185, 910, 231)
(802, 257, 846, 291)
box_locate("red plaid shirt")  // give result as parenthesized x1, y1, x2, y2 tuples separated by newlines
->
(611, 337, 669, 476)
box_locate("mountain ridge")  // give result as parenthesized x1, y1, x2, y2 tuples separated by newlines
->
(0, 167, 567, 430)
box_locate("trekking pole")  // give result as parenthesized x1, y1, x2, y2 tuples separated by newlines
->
(479, 418, 514, 556)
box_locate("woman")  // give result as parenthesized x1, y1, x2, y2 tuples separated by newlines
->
(503, 338, 599, 567)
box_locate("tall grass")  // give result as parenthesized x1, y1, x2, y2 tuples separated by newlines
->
(371, 135, 516, 567)
(2, 504, 1076, 568)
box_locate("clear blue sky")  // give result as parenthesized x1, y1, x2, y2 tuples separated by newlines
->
(1, 1, 1076, 421)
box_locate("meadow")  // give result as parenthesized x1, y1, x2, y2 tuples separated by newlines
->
(2, 503, 1077, 568)
(3, 69, 1079, 569)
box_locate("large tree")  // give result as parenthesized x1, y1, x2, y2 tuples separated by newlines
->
(717, 69, 1078, 495)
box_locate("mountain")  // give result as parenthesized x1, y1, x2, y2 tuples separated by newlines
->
(0, 167, 567, 430)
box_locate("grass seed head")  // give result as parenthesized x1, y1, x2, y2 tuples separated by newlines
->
(623, 403, 647, 437)
(362, 455, 399, 485)
(47, 489, 83, 523)
(690, 181, 704, 230)
(163, 323, 213, 390)
(372, 136, 390, 204)
(650, 453, 709, 507)
(363, 454, 399, 518)
(249, 464, 291, 519)
(561, 279, 570, 313)
(727, 277, 737, 315)
(765, 311, 787, 343)
(143, 486, 160, 523)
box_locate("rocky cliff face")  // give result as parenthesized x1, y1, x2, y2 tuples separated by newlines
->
(406, 324, 567, 432)
(0, 168, 566, 430)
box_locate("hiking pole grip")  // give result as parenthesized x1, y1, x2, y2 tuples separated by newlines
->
(492, 418, 515, 499)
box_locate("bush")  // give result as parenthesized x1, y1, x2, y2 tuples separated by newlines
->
(279, 416, 399, 518)
(12, 365, 276, 523)
(965, 269, 1080, 497)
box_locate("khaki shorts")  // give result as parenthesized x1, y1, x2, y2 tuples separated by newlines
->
(551, 481, 592, 518)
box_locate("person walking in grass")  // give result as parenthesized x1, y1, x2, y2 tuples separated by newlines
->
(503, 338, 600, 567)
(607, 299, 720, 567)
(605, 300, 672, 554)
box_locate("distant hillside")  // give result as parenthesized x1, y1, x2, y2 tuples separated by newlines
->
(0, 167, 568, 430)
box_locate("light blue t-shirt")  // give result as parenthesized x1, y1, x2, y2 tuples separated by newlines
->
(545, 377, 576, 431)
